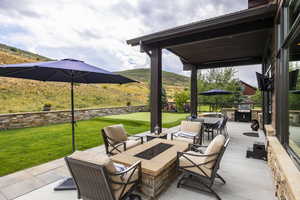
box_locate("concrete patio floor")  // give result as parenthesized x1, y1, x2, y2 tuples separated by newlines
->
(0, 122, 277, 200)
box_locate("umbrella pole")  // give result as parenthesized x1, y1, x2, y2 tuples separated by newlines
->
(71, 80, 75, 152)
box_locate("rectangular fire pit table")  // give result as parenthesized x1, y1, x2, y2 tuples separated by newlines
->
(111, 138, 189, 198)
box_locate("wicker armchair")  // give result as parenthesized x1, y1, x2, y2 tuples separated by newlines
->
(101, 124, 143, 155)
(65, 151, 142, 200)
(171, 121, 203, 144)
(176, 135, 230, 200)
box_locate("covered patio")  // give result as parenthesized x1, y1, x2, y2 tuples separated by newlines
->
(127, 4, 276, 132)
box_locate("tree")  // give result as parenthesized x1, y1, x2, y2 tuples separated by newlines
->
(197, 68, 243, 111)
(147, 86, 168, 107)
(174, 91, 190, 112)
(161, 87, 168, 107)
(251, 90, 262, 106)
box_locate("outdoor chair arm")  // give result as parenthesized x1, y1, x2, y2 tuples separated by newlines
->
(113, 141, 127, 151)
(178, 151, 219, 158)
(189, 144, 208, 152)
(177, 152, 217, 177)
(129, 135, 144, 144)
(170, 131, 197, 142)
(111, 161, 141, 176)
(109, 161, 141, 198)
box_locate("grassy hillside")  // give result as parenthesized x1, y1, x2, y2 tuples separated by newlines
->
(0, 43, 189, 113)
(117, 68, 190, 87)
(0, 43, 51, 62)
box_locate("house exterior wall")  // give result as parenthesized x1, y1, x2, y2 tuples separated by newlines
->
(242, 85, 256, 95)
(240, 81, 257, 95)
(266, 1, 300, 200)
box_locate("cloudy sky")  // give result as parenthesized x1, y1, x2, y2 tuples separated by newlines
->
(0, 0, 260, 85)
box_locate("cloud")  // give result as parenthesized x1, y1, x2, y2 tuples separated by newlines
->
(0, 0, 258, 83)
(0, 0, 40, 18)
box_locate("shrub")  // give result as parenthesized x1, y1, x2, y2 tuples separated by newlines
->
(126, 101, 131, 107)
(43, 103, 52, 111)
(10, 47, 17, 52)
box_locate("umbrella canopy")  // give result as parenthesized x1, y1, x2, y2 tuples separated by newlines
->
(199, 89, 234, 112)
(0, 58, 135, 84)
(0, 59, 137, 152)
(199, 89, 234, 96)
(291, 90, 300, 94)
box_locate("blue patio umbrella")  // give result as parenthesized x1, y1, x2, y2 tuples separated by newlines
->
(199, 89, 234, 96)
(0, 58, 137, 152)
(199, 89, 234, 112)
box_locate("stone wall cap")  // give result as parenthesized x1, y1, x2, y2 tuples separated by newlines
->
(0, 105, 146, 117)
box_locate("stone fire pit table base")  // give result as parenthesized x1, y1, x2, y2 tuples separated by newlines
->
(111, 138, 188, 198)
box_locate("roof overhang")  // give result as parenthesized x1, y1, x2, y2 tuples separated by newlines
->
(127, 4, 277, 70)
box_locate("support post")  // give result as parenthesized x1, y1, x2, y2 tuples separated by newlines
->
(71, 79, 75, 152)
(150, 48, 162, 133)
(262, 63, 266, 129)
(190, 67, 198, 118)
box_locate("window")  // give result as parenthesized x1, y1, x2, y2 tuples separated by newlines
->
(276, 1, 300, 163)
(287, 0, 300, 161)
(288, 33, 300, 159)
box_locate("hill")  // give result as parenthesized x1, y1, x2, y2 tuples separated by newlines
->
(117, 68, 189, 87)
(0, 43, 189, 113)
(0, 43, 51, 63)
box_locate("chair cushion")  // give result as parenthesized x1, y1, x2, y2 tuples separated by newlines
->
(173, 136, 194, 144)
(69, 151, 116, 173)
(181, 121, 202, 133)
(177, 131, 197, 138)
(126, 139, 141, 149)
(179, 151, 212, 177)
(204, 135, 225, 168)
(104, 124, 128, 144)
(114, 168, 139, 199)
(108, 139, 141, 154)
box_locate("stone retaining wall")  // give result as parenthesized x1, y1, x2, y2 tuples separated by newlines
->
(0, 105, 147, 130)
(265, 125, 300, 200)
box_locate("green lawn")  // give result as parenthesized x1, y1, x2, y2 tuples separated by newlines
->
(0, 112, 188, 176)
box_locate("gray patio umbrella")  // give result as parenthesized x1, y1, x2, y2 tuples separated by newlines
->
(0, 58, 137, 152)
